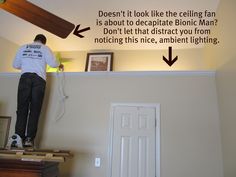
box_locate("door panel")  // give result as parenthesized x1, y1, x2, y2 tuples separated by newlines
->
(111, 105, 156, 177)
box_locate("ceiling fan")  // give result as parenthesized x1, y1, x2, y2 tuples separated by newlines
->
(0, 0, 75, 38)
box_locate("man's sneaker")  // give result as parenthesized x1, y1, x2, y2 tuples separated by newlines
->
(6, 134, 23, 149)
(24, 137, 34, 148)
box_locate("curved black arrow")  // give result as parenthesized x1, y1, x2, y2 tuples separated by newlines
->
(163, 46, 178, 67)
(73, 25, 91, 38)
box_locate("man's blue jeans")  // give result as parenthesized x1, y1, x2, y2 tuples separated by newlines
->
(15, 72, 46, 141)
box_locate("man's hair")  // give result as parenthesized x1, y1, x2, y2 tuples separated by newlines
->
(34, 34, 47, 44)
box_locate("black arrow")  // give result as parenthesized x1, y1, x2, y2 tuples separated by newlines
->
(163, 46, 178, 67)
(73, 25, 90, 38)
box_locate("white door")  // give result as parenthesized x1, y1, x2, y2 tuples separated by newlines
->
(110, 104, 160, 177)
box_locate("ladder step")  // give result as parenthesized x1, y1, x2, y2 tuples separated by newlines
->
(0, 148, 73, 162)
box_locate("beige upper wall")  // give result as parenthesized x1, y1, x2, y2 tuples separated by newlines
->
(0, 0, 220, 51)
(204, 0, 235, 69)
(0, 37, 19, 72)
(0, 39, 208, 72)
(0, 0, 220, 72)
(58, 48, 208, 72)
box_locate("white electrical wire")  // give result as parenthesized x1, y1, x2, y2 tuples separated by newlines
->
(55, 69, 68, 122)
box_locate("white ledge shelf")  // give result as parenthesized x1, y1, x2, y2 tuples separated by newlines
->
(0, 71, 215, 77)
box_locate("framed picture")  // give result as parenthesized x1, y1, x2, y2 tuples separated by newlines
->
(0, 116, 11, 148)
(85, 52, 113, 71)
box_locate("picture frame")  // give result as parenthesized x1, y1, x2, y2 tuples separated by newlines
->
(85, 52, 113, 72)
(0, 116, 11, 148)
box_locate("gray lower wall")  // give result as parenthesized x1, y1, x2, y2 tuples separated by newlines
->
(0, 71, 223, 177)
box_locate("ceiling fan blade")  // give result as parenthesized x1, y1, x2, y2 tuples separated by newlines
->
(0, 0, 75, 38)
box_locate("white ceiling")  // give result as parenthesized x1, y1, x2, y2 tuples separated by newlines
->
(0, 0, 220, 51)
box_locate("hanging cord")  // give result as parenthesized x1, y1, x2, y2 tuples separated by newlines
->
(55, 68, 68, 122)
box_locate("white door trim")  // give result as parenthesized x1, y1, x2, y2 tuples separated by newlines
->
(108, 103, 161, 177)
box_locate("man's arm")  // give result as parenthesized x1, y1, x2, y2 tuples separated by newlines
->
(44, 47, 65, 71)
(44, 47, 60, 68)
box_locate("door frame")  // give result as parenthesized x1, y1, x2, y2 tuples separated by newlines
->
(108, 103, 161, 177)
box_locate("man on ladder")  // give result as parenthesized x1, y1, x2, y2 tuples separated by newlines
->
(7, 34, 64, 149)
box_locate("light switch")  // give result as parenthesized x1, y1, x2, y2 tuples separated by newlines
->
(95, 157, 101, 167)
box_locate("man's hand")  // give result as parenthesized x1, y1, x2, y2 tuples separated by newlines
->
(58, 63, 64, 71)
